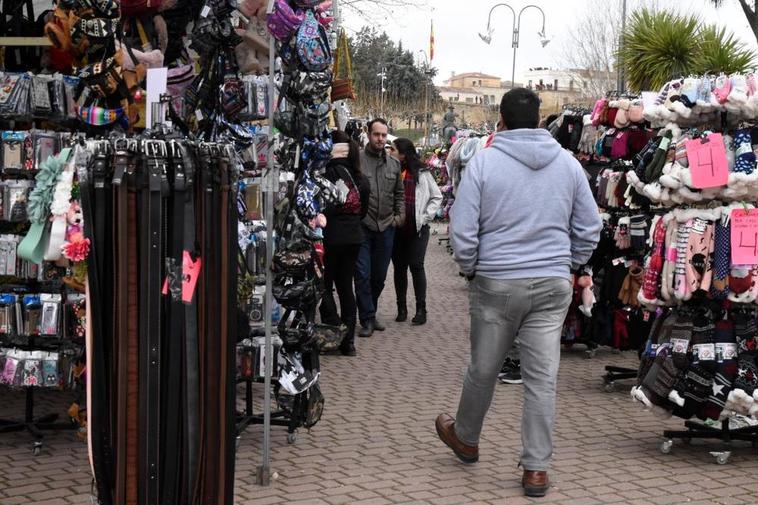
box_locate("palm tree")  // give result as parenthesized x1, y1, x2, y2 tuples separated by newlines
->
(709, 0, 758, 44)
(619, 8, 757, 92)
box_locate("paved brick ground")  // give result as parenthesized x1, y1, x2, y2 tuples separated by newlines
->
(3, 230, 758, 504)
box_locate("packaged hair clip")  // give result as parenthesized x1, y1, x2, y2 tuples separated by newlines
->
(0, 294, 19, 337)
(40, 293, 63, 337)
(31, 75, 53, 118)
(31, 130, 60, 169)
(62, 75, 80, 120)
(1, 131, 29, 172)
(22, 294, 42, 337)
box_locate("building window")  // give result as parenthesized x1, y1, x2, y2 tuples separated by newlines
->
(569, 79, 574, 91)
(554, 79, 559, 91)
(466, 97, 474, 103)
(490, 95, 495, 103)
(528, 80, 533, 89)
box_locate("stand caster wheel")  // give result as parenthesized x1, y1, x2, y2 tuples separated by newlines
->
(287, 432, 297, 444)
(604, 382, 615, 393)
(711, 451, 731, 465)
(660, 439, 673, 454)
(32, 442, 42, 456)
(585, 349, 596, 359)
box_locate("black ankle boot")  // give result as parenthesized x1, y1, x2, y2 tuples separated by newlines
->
(412, 303, 427, 325)
(340, 325, 357, 356)
(396, 304, 408, 322)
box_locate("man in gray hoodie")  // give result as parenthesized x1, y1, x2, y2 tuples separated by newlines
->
(435, 88, 602, 497)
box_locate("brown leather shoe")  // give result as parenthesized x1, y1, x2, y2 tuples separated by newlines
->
(434, 414, 478, 464)
(522, 470, 549, 497)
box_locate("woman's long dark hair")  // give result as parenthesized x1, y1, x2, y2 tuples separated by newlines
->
(393, 137, 424, 175)
(331, 129, 362, 177)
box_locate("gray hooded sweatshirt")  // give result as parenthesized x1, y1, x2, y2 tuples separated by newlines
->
(450, 129, 602, 280)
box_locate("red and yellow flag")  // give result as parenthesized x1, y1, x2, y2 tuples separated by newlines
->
(429, 19, 435, 62)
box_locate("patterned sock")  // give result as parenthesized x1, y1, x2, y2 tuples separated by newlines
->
(685, 218, 715, 297)
(710, 220, 731, 300)
(733, 128, 756, 174)
(674, 221, 693, 301)
(700, 320, 738, 420)
(733, 310, 758, 354)
(670, 312, 693, 370)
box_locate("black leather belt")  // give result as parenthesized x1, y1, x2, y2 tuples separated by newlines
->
(139, 139, 167, 505)
(81, 141, 114, 505)
(181, 142, 200, 505)
(160, 140, 186, 505)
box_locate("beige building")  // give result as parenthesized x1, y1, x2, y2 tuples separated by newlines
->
(438, 72, 523, 106)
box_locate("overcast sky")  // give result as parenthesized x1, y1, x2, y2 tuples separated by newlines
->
(339, 0, 758, 86)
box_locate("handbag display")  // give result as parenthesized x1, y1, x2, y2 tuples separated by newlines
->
(331, 29, 356, 102)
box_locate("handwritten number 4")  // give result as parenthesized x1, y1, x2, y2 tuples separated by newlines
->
(697, 149, 715, 176)
(739, 232, 758, 256)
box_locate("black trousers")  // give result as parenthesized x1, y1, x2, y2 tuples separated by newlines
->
(320, 243, 361, 341)
(392, 225, 430, 308)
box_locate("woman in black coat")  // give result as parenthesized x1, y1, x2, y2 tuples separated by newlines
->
(319, 130, 370, 355)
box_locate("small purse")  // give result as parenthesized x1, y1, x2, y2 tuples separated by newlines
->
(331, 29, 356, 102)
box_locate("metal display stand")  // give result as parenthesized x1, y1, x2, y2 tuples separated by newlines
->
(660, 419, 758, 465)
(255, 10, 277, 485)
(0, 386, 78, 455)
(602, 366, 638, 392)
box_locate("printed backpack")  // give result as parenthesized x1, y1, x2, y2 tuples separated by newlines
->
(296, 10, 331, 72)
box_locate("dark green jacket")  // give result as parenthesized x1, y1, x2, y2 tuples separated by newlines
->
(360, 146, 405, 232)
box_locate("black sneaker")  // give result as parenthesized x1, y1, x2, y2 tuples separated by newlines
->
(498, 358, 523, 384)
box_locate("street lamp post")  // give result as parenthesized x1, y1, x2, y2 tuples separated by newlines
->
(478, 3, 550, 91)
(377, 67, 387, 116)
(418, 50, 433, 147)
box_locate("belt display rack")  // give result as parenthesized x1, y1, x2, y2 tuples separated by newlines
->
(75, 137, 239, 505)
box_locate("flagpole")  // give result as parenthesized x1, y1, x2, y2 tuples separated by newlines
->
(425, 15, 434, 147)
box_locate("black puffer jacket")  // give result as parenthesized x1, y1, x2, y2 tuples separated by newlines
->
(323, 158, 370, 246)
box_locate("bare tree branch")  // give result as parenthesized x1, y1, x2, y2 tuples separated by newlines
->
(340, 0, 429, 22)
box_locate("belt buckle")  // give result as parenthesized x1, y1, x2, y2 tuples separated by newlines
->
(169, 141, 187, 191)
(143, 140, 167, 193)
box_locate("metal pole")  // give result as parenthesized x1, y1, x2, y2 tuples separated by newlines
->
(256, 0, 276, 487)
(618, 0, 627, 94)
(511, 46, 517, 90)
(424, 78, 429, 146)
(381, 67, 385, 116)
(511, 13, 519, 90)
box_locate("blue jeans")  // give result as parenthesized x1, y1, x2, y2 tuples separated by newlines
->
(355, 225, 395, 325)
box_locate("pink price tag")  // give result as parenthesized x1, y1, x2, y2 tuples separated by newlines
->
(685, 134, 729, 188)
(731, 208, 758, 265)
(182, 251, 202, 303)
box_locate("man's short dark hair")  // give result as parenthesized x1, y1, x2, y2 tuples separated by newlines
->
(500, 88, 540, 130)
(368, 118, 388, 133)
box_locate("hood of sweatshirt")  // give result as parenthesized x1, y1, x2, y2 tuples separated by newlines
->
(490, 128, 564, 170)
